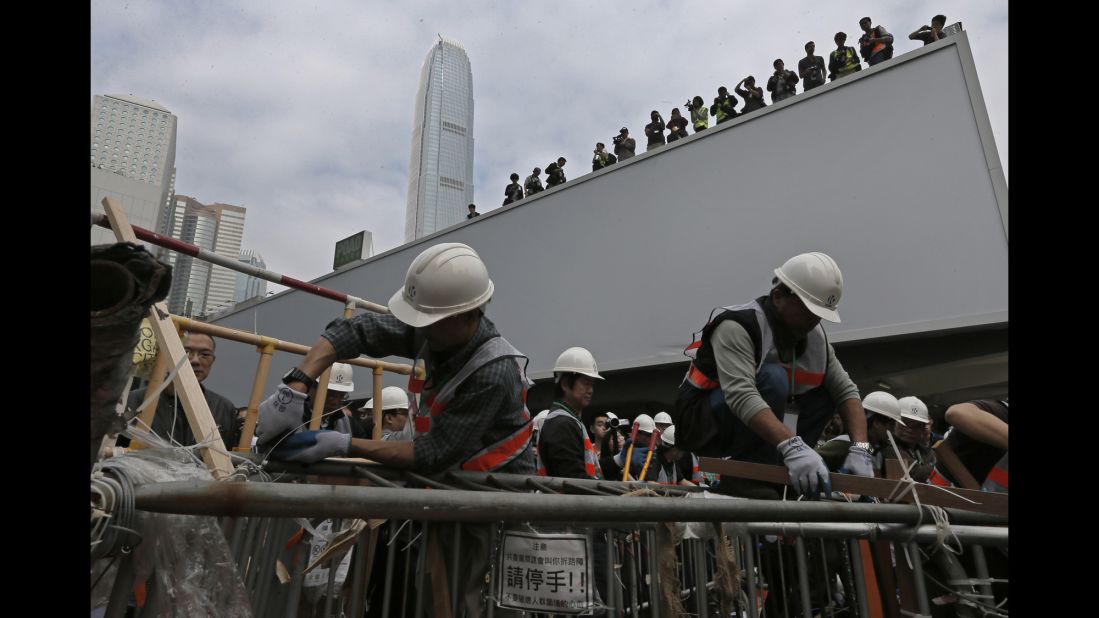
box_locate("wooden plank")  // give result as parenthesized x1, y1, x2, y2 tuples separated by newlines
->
(698, 457, 1007, 517)
(101, 197, 234, 479)
(932, 441, 982, 490)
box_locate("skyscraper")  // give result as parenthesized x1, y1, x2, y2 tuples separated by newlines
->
(90, 94, 178, 248)
(405, 36, 475, 241)
(234, 250, 269, 304)
(165, 195, 246, 318)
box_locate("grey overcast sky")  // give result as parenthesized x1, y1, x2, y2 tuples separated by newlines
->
(91, 1, 1007, 294)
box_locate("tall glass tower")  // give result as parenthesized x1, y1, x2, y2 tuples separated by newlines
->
(405, 36, 475, 241)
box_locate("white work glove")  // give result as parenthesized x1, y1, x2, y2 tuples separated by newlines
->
(255, 385, 308, 447)
(778, 436, 832, 499)
(270, 430, 351, 463)
(841, 444, 874, 478)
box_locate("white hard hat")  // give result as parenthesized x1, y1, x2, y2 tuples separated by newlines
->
(387, 243, 494, 328)
(654, 411, 673, 425)
(862, 391, 903, 423)
(773, 252, 844, 323)
(364, 386, 410, 411)
(327, 362, 355, 392)
(533, 409, 551, 432)
(553, 347, 604, 380)
(634, 414, 655, 434)
(660, 425, 676, 447)
(897, 396, 930, 424)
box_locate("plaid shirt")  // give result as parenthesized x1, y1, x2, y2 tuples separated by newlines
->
(323, 313, 535, 474)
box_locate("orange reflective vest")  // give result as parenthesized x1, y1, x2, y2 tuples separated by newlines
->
(536, 406, 602, 479)
(408, 336, 533, 472)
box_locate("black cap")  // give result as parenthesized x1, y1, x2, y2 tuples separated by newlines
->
(620, 127, 628, 133)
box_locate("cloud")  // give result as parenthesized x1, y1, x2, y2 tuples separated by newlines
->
(92, 0, 1007, 285)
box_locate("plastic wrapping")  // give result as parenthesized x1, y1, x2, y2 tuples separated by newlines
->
(90, 441, 253, 617)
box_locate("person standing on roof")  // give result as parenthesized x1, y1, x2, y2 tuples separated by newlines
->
(592, 142, 614, 172)
(798, 42, 827, 92)
(817, 390, 903, 476)
(767, 59, 799, 103)
(710, 87, 739, 125)
(735, 76, 767, 114)
(666, 108, 689, 142)
(644, 111, 667, 151)
(524, 167, 544, 196)
(828, 32, 862, 81)
(687, 96, 708, 132)
(537, 347, 605, 480)
(910, 14, 948, 46)
(858, 16, 894, 67)
(545, 157, 568, 187)
(503, 173, 524, 206)
(466, 204, 480, 219)
(613, 127, 636, 161)
(673, 252, 873, 499)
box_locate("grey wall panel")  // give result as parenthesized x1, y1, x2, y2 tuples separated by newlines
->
(205, 35, 1007, 404)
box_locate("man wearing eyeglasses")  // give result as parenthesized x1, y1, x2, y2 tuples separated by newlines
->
(120, 331, 240, 449)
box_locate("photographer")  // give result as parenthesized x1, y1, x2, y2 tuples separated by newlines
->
(687, 95, 708, 132)
(592, 142, 615, 171)
(644, 111, 666, 151)
(735, 76, 767, 114)
(766, 58, 799, 103)
(710, 86, 739, 125)
(798, 42, 827, 91)
(524, 167, 544, 195)
(909, 14, 947, 46)
(613, 127, 636, 161)
(666, 108, 689, 142)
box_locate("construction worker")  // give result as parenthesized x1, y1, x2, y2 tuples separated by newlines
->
(929, 398, 1008, 492)
(654, 411, 673, 433)
(674, 252, 873, 499)
(687, 95, 708, 132)
(255, 242, 535, 617)
(828, 32, 862, 81)
(524, 167, 544, 195)
(545, 157, 567, 187)
(709, 87, 739, 124)
(817, 390, 903, 476)
(256, 242, 535, 475)
(363, 385, 413, 441)
(891, 395, 935, 481)
(610, 413, 661, 481)
(654, 426, 704, 486)
(857, 16, 894, 67)
(537, 347, 605, 479)
(318, 362, 367, 437)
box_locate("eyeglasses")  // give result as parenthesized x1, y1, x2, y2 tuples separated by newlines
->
(184, 348, 214, 360)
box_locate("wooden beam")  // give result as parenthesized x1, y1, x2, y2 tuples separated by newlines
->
(698, 457, 1007, 518)
(101, 197, 234, 479)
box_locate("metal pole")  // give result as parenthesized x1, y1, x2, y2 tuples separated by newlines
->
(744, 534, 759, 618)
(971, 544, 994, 607)
(819, 538, 834, 618)
(450, 522, 461, 616)
(381, 520, 399, 617)
(846, 538, 871, 618)
(794, 536, 813, 618)
(626, 531, 639, 616)
(776, 538, 790, 618)
(133, 481, 1006, 527)
(695, 539, 709, 618)
(908, 541, 932, 617)
(322, 519, 341, 618)
(348, 529, 369, 618)
(646, 529, 660, 618)
(244, 518, 272, 596)
(606, 528, 617, 618)
(401, 521, 415, 618)
(238, 517, 262, 583)
(284, 537, 307, 618)
(758, 536, 770, 618)
(414, 522, 427, 618)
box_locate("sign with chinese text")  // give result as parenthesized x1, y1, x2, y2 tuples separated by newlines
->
(495, 530, 596, 614)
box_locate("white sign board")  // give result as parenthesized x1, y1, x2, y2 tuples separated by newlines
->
(496, 530, 596, 614)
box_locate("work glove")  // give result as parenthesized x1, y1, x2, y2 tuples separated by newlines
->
(256, 385, 308, 447)
(840, 444, 874, 478)
(778, 436, 832, 499)
(270, 430, 351, 463)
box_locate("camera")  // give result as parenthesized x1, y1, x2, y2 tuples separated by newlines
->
(612, 134, 625, 146)
(684, 99, 694, 110)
